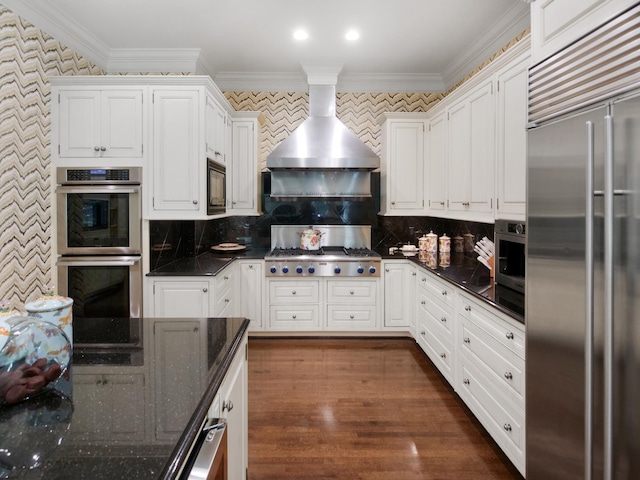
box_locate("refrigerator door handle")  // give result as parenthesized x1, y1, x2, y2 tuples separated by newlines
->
(604, 114, 614, 480)
(585, 120, 595, 480)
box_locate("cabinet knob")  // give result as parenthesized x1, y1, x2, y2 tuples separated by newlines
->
(463, 337, 470, 344)
(291, 290, 296, 295)
(193, 200, 198, 205)
(248, 265, 253, 269)
(503, 423, 512, 432)
(222, 400, 234, 412)
(465, 305, 471, 311)
(504, 372, 513, 380)
(440, 317, 446, 323)
(391, 201, 396, 205)
(385, 268, 389, 272)
(420, 330, 426, 336)
(440, 201, 445, 206)
(422, 277, 426, 282)
(441, 290, 447, 296)
(203, 288, 208, 293)
(225, 298, 230, 303)
(232, 201, 237, 205)
(463, 378, 470, 385)
(224, 275, 229, 280)
(462, 201, 470, 207)
(100, 146, 106, 152)
(412, 272, 416, 276)
(440, 353, 446, 359)
(292, 314, 297, 319)
(350, 290, 354, 295)
(94, 146, 100, 151)
(215, 151, 221, 157)
(350, 314, 355, 319)
(421, 300, 426, 305)
(505, 331, 514, 340)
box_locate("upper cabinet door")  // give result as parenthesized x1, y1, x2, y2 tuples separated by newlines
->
(447, 98, 470, 213)
(205, 94, 227, 163)
(427, 111, 447, 213)
(230, 120, 257, 212)
(58, 89, 143, 159)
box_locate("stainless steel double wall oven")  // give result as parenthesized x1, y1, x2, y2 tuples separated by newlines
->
(56, 167, 142, 347)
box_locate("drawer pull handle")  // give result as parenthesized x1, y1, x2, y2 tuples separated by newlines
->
(440, 317, 446, 323)
(350, 314, 354, 319)
(412, 272, 417, 276)
(463, 337, 470, 344)
(441, 290, 447, 296)
(440, 353, 446, 359)
(224, 275, 229, 280)
(465, 305, 471, 311)
(225, 298, 230, 303)
(203, 288, 208, 293)
(421, 330, 426, 336)
(222, 400, 234, 412)
(505, 332, 514, 340)
(503, 423, 512, 432)
(504, 372, 513, 380)
(292, 314, 297, 319)
(421, 300, 426, 305)
(463, 378, 470, 385)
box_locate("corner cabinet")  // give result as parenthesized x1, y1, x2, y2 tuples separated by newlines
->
(378, 113, 429, 215)
(50, 78, 146, 168)
(531, 0, 637, 63)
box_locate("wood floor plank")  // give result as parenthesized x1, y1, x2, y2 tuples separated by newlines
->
(248, 337, 523, 480)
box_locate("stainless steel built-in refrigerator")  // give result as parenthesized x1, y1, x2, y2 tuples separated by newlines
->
(526, 4, 640, 479)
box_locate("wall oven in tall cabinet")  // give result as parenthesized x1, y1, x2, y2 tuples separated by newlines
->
(494, 219, 526, 294)
(56, 167, 142, 348)
(207, 159, 226, 215)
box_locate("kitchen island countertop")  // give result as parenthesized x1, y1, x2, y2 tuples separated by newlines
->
(0, 316, 249, 480)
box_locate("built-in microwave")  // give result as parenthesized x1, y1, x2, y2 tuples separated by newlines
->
(207, 159, 226, 215)
(495, 220, 526, 294)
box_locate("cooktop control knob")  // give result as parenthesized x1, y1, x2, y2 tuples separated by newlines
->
(282, 266, 289, 274)
(308, 266, 315, 274)
(357, 266, 364, 274)
(270, 266, 277, 274)
(296, 265, 303, 274)
(369, 266, 377, 275)
(334, 266, 341, 274)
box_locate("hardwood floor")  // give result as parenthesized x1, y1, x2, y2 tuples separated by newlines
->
(247, 337, 523, 480)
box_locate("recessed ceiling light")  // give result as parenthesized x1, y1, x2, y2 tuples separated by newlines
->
(293, 29, 309, 41)
(345, 29, 360, 41)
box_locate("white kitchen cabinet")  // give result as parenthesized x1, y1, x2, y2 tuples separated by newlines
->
(531, 0, 636, 63)
(496, 51, 530, 221)
(237, 260, 264, 330)
(150, 87, 204, 217)
(153, 319, 207, 442)
(212, 267, 235, 317)
(149, 278, 211, 318)
(426, 111, 448, 213)
(267, 279, 322, 331)
(378, 114, 429, 215)
(326, 279, 378, 331)
(51, 82, 145, 167)
(69, 371, 145, 443)
(382, 260, 416, 330)
(447, 79, 495, 221)
(229, 113, 262, 215)
(456, 291, 525, 475)
(217, 334, 248, 480)
(206, 93, 227, 164)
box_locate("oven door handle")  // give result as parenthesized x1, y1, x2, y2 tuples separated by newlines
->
(56, 186, 141, 194)
(57, 256, 141, 267)
(188, 418, 227, 480)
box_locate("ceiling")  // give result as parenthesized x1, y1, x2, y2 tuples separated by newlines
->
(3, 0, 530, 92)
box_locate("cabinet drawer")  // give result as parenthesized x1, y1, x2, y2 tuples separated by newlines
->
(458, 295, 524, 358)
(268, 280, 320, 304)
(214, 268, 234, 291)
(461, 318, 524, 403)
(269, 305, 320, 330)
(213, 290, 233, 317)
(416, 318, 454, 384)
(327, 280, 377, 304)
(327, 305, 377, 330)
(416, 271, 455, 308)
(459, 358, 524, 471)
(416, 289, 454, 340)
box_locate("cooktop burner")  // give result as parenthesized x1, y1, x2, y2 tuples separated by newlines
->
(267, 247, 379, 259)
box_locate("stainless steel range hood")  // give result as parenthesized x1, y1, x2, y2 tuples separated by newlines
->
(267, 68, 379, 197)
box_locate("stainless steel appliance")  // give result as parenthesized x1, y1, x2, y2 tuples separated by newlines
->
(494, 219, 526, 294)
(56, 167, 141, 255)
(527, 5, 640, 479)
(184, 418, 228, 480)
(56, 167, 143, 348)
(265, 225, 380, 277)
(207, 159, 226, 215)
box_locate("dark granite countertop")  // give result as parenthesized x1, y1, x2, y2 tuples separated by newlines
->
(147, 248, 270, 276)
(1, 317, 249, 480)
(381, 250, 524, 324)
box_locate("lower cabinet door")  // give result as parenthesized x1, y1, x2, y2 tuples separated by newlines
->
(268, 305, 321, 331)
(327, 305, 377, 330)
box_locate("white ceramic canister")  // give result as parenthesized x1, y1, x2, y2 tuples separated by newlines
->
(0, 301, 22, 351)
(25, 288, 74, 345)
(439, 234, 451, 253)
(424, 231, 438, 253)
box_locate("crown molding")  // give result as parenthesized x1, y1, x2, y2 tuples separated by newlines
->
(107, 48, 201, 73)
(336, 73, 445, 93)
(441, 2, 530, 90)
(213, 72, 309, 92)
(1, 0, 111, 70)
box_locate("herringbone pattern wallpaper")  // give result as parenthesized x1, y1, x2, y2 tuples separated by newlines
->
(0, 7, 103, 309)
(224, 91, 443, 171)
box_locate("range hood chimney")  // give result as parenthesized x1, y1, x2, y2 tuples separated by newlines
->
(266, 66, 380, 171)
